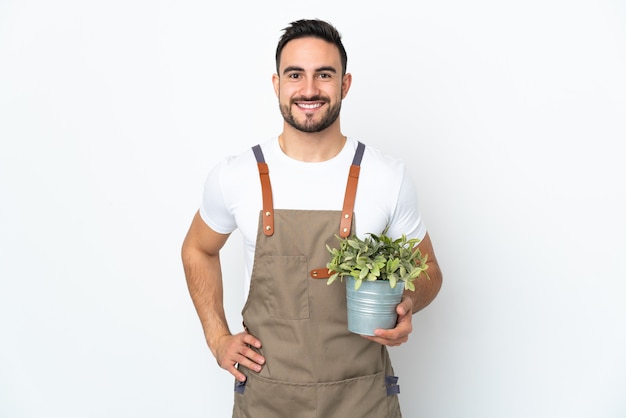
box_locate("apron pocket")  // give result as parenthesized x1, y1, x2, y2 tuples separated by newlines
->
(234, 372, 316, 418)
(264, 255, 310, 320)
(316, 372, 394, 418)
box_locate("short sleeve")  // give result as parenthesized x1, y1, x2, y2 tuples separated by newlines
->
(199, 159, 238, 234)
(386, 167, 427, 242)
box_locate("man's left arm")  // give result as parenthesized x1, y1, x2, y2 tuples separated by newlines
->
(362, 232, 442, 346)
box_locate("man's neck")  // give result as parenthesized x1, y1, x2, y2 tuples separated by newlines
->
(279, 126, 347, 162)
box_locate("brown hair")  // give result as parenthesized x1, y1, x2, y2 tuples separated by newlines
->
(275, 19, 348, 76)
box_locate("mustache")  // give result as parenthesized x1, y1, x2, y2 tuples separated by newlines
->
(292, 95, 326, 102)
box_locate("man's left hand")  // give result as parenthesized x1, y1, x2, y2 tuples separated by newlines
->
(361, 295, 413, 346)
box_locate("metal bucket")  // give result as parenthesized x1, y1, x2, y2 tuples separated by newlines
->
(346, 276, 404, 336)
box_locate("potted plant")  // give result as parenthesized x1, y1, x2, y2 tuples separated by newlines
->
(325, 232, 429, 335)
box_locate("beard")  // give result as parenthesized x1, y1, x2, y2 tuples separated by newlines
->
(279, 96, 342, 133)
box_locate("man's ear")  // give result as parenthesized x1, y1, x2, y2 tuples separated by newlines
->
(341, 73, 352, 99)
(272, 73, 280, 97)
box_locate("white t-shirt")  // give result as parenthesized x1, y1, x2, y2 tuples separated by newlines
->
(199, 137, 427, 297)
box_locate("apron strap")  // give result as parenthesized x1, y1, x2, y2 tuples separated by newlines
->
(252, 141, 365, 239)
(252, 145, 274, 236)
(339, 141, 365, 238)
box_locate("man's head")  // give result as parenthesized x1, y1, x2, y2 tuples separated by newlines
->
(273, 19, 351, 134)
(276, 19, 348, 77)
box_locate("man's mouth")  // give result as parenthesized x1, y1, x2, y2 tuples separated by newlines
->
(296, 102, 324, 110)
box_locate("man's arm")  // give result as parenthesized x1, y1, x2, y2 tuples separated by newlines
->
(363, 232, 443, 346)
(405, 232, 443, 313)
(181, 211, 265, 382)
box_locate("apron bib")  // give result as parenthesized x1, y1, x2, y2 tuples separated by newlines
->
(233, 143, 402, 418)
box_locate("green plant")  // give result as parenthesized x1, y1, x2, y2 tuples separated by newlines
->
(326, 232, 429, 291)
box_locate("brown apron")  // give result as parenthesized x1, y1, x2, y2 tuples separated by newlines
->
(232, 143, 402, 418)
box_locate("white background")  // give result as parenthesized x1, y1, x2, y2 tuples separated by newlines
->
(1, 1, 625, 417)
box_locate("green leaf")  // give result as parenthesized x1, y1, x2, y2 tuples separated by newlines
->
(347, 240, 361, 250)
(326, 272, 339, 285)
(359, 267, 369, 280)
(409, 267, 423, 280)
(399, 266, 407, 278)
(389, 276, 398, 288)
(371, 263, 380, 276)
(387, 258, 400, 273)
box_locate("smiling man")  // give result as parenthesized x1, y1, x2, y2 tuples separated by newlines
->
(181, 19, 442, 418)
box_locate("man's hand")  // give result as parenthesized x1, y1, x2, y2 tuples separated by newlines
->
(213, 332, 265, 382)
(361, 296, 414, 346)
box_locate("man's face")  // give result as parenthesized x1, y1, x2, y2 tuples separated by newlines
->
(273, 37, 351, 133)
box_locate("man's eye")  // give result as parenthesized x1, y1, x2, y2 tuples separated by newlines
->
(318, 73, 331, 79)
(288, 73, 301, 79)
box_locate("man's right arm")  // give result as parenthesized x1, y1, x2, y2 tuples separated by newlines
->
(181, 211, 265, 382)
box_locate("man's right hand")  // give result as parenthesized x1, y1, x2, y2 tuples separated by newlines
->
(213, 332, 265, 382)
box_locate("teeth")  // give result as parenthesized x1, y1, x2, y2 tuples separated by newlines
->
(299, 103, 322, 109)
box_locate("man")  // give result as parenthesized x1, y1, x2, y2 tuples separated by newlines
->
(181, 19, 442, 418)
